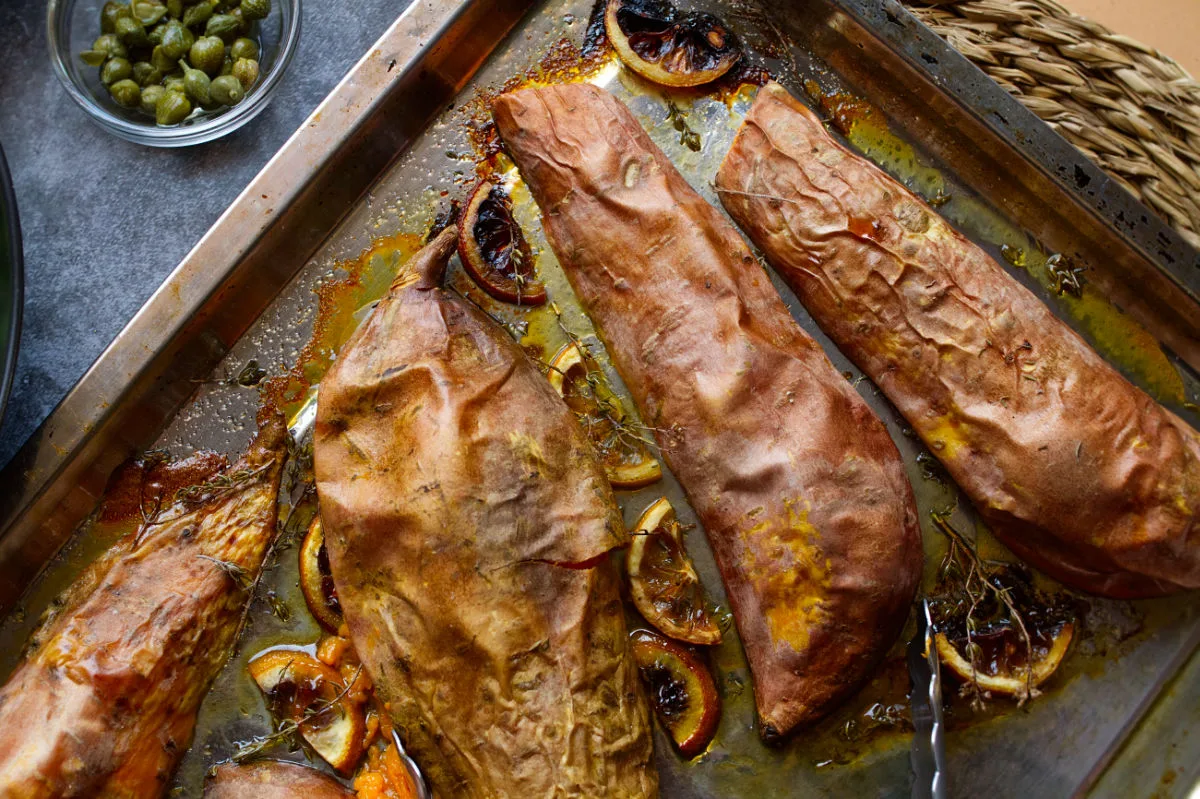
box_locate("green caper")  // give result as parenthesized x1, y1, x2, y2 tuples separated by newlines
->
(163, 75, 186, 93)
(167, 0, 183, 17)
(92, 33, 128, 59)
(131, 0, 167, 26)
(131, 61, 162, 85)
(179, 60, 212, 105)
(100, 2, 131, 33)
(219, 54, 234, 75)
(150, 45, 176, 71)
(205, 13, 241, 41)
(189, 35, 225, 75)
(231, 56, 258, 90)
(114, 15, 149, 46)
(80, 50, 108, 67)
(148, 21, 166, 44)
(100, 56, 133, 86)
(156, 90, 192, 125)
(229, 36, 257, 61)
(209, 74, 244, 105)
(108, 78, 141, 108)
(239, 0, 269, 22)
(140, 83, 165, 114)
(158, 20, 193, 60)
(181, 0, 215, 28)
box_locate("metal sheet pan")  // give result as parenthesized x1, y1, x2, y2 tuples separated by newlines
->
(2, 0, 1199, 796)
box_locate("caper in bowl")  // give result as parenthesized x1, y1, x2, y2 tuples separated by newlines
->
(47, 0, 300, 147)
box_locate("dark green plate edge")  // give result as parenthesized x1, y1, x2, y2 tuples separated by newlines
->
(0, 142, 23, 424)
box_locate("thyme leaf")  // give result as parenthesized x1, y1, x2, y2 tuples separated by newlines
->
(197, 554, 253, 592)
(666, 101, 702, 152)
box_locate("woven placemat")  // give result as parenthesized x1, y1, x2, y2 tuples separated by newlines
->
(905, 0, 1200, 249)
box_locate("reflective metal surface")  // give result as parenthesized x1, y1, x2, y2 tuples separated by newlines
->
(0, 0, 1198, 796)
(0, 143, 21, 425)
(909, 600, 947, 799)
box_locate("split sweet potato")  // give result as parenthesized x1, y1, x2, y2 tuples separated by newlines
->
(313, 227, 657, 797)
(716, 81, 1200, 597)
(493, 83, 922, 738)
(0, 416, 287, 797)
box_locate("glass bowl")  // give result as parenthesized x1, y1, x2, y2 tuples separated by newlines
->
(47, 0, 301, 147)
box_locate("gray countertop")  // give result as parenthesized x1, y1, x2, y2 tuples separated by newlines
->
(0, 0, 411, 467)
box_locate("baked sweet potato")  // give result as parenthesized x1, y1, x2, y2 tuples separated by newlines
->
(716, 81, 1200, 597)
(313, 227, 657, 797)
(493, 83, 922, 738)
(205, 761, 353, 799)
(0, 415, 287, 797)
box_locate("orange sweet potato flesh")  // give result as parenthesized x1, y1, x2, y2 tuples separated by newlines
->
(493, 83, 922, 738)
(716, 81, 1200, 598)
(0, 416, 287, 797)
(313, 227, 657, 797)
(205, 761, 354, 798)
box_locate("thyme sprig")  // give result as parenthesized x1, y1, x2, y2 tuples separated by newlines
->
(930, 510, 1039, 708)
(174, 462, 272, 506)
(548, 309, 669, 456)
(132, 461, 273, 546)
(666, 101, 702, 152)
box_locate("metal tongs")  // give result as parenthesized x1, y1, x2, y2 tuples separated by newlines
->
(391, 729, 433, 799)
(908, 599, 948, 799)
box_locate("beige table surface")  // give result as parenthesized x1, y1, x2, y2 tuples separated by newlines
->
(1058, 0, 1200, 77)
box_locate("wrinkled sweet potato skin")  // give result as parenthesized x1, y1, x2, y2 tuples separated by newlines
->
(204, 761, 354, 798)
(313, 227, 657, 798)
(493, 84, 922, 737)
(0, 416, 287, 798)
(716, 82, 1200, 597)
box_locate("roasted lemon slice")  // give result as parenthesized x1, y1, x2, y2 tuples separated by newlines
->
(548, 341, 662, 490)
(630, 630, 721, 758)
(299, 516, 344, 632)
(935, 621, 1074, 699)
(605, 0, 741, 88)
(249, 649, 367, 775)
(628, 497, 721, 645)
(458, 179, 546, 306)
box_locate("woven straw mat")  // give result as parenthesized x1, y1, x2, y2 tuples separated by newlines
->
(905, 0, 1200, 249)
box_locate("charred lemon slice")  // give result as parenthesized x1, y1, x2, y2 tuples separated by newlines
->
(300, 516, 343, 632)
(630, 630, 720, 758)
(605, 0, 741, 88)
(548, 341, 661, 490)
(629, 497, 721, 645)
(458, 179, 547, 306)
(248, 649, 367, 775)
(935, 622, 1074, 699)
